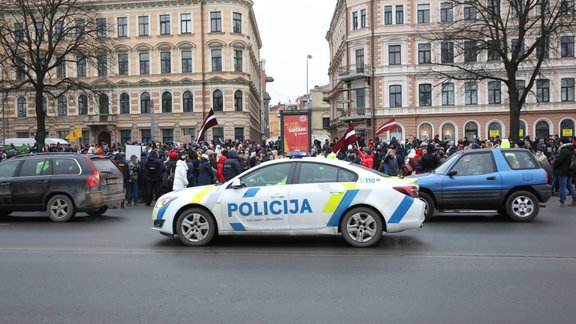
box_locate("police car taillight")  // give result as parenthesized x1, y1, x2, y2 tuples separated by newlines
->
(393, 185, 419, 198)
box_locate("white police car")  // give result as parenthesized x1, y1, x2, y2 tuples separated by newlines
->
(152, 158, 425, 247)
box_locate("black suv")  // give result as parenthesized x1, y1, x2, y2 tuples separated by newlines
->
(0, 153, 125, 222)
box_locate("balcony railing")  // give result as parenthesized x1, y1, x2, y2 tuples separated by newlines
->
(85, 114, 116, 125)
(338, 64, 371, 81)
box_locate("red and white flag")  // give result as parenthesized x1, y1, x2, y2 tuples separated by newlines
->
(375, 118, 397, 136)
(332, 124, 357, 154)
(197, 108, 219, 142)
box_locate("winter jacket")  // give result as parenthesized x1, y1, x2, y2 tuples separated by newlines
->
(143, 152, 164, 182)
(198, 159, 215, 186)
(216, 155, 227, 182)
(553, 144, 574, 177)
(356, 148, 374, 169)
(173, 159, 189, 191)
(222, 151, 242, 181)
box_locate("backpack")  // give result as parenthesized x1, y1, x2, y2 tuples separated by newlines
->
(128, 163, 139, 183)
(162, 165, 175, 189)
(147, 160, 159, 176)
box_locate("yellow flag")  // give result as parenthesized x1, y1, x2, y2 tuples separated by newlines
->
(66, 127, 82, 142)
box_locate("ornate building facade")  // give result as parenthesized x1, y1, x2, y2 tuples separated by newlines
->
(1, 0, 263, 145)
(326, 0, 576, 143)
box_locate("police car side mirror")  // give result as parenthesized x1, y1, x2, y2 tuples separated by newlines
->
(448, 170, 457, 177)
(231, 178, 245, 189)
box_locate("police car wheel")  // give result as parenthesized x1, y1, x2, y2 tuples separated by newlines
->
(505, 191, 538, 223)
(340, 207, 383, 248)
(47, 195, 76, 222)
(176, 208, 216, 246)
(418, 192, 435, 221)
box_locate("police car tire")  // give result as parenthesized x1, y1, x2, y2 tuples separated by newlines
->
(419, 192, 435, 221)
(505, 191, 538, 223)
(176, 208, 216, 246)
(47, 195, 76, 223)
(340, 207, 383, 248)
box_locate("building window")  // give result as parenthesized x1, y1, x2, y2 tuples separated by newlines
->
(442, 82, 455, 106)
(465, 82, 478, 105)
(15, 58, 26, 80)
(57, 96, 67, 116)
(418, 43, 431, 64)
(160, 15, 171, 35)
(396, 5, 404, 24)
(464, 1, 477, 20)
(117, 17, 127, 37)
(17, 132, 29, 138)
(54, 20, 64, 39)
(516, 80, 526, 100)
(322, 116, 330, 129)
(356, 88, 366, 114)
(464, 40, 477, 62)
(182, 91, 193, 112)
(17, 97, 26, 117)
(560, 119, 575, 138)
(182, 50, 192, 72)
(536, 79, 550, 103)
(35, 21, 44, 41)
(56, 57, 66, 78)
(13, 22, 24, 41)
(440, 2, 453, 22)
(417, 4, 430, 23)
(389, 85, 402, 107)
(213, 127, 224, 142)
(561, 78, 575, 102)
(234, 50, 243, 72)
(138, 16, 149, 36)
(182, 127, 195, 139)
(97, 54, 107, 76)
(141, 129, 151, 144)
(535, 120, 550, 139)
(360, 9, 367, 28)
(120, 93, 130, 114)
(162, 129, 173, 143)
(352, 11, 358, 30)
(212, 49, 222, 72)
(162, 92, 172, 113)
(511, 39, 525, 56)
(120, 130, 131, 144)
(536, 36, 550, 58)
(389, 45, 401, 65)
(419, 123, 433, 141)
(234, 127, 244, 141)
(442, 123, 455, 140)
(487, 40, 501, 61)
(160, 52, 171, 74)
(441, 42, 454, 63)
(211, 11, 222, 32)
(78, 94, 88, 115)
(234, 90, 243, 111)
(76, 55, 86, 77)
(181, 13, 192, 33)
(561, 35, 575, 57)
(213, 90, 223, 111)
(355, 49, 364, 72)
(233, 12, 242, 33)
(75, 19, 85, 39)
(419, 84, 432, 106)
(141, 92, 151, 113)
(118, 53, 129, 75)
(96, 18, 106, 38)
(488, 81, 502, 104)
(139, 52, 150, 74)
(99, 94, 109, 115)
(384, 6, 392, 25)
(487, 0, 500, 19)
(488, 122, 503, 138)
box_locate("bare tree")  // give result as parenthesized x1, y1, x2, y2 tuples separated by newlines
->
(0, 0, 113, 146)
(420, 0, 576, 142)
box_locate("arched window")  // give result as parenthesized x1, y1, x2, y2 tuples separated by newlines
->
(57, 96, 67, 116)
(78, 94, 88, 115)
(418, 123, 432, 141)
(441, 123, 455, 141)
(536, 120, 550, 139)
(464, 121, 478, 140)
(162, 91, 172, 113)
(17, 96, 26, 117)
(488, 121, 502, 139)
(99, 94, 109, 115)
(234, 90, 243, 111)
(120, 93, 130, 114)
(519, 120, 527, 138)
(213, 90, 223, 111)
(182, 91, 193, 112)
(560, 119, 575, 138)
(141, 92, 150, 113)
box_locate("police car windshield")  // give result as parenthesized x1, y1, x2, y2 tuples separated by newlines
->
(352, 163, 390, 177)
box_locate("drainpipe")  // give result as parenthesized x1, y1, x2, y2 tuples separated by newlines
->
(201, 1, 206, 119)
(370, 0, 376, 140)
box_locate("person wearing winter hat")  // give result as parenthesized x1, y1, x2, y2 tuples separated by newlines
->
(197, 153, 215, 186)
(172, 153, 189, 191)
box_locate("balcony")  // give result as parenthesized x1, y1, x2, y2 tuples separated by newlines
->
(338, 64, 371, 81)
(85, 114, 116, 126)
(337, 107, 371, 122)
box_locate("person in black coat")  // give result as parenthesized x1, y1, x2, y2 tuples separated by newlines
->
(222, 150, 242, 182)
(143, 150, 164, 206)
(552, 138, 576, 206)
(197, 154, 215, 186)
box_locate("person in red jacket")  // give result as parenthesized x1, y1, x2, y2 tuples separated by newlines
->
(216, 149, 228, 183)
(356, 146, 374, 169)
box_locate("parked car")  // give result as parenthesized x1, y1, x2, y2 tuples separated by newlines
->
(410, 148, 551, 222)
(0, 153, 125, 222)
(152, 158, 425, 247)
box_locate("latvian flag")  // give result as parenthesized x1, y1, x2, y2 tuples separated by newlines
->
(197, 108, 219, 142)
(375, 118, 397, 136)
(331, 124, 357, 154)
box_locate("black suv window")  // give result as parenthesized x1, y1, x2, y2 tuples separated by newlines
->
(0, 160, 19, 178)
(20, 159, 51, 176)
(53, 158, 81, 175)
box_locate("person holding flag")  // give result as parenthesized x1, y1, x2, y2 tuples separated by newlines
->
(197, 108, 219, 144)
(331, 124, 357, 155)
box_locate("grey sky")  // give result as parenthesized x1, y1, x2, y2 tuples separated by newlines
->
(253, 0, 337, 104)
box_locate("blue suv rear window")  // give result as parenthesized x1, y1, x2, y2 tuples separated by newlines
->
(501, 151, 538, 170)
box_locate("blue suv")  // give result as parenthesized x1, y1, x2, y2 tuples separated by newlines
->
(410, 148, 551, 222)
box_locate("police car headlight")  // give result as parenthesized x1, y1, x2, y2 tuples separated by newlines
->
(156, 197, 176, 209)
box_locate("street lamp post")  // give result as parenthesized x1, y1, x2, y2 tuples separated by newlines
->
(306, 54, 312, 108)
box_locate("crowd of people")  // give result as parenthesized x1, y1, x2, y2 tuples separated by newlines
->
(1, 133, 575, 207)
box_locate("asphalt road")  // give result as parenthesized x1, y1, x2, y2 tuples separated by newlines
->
(1, 201, 575, 324)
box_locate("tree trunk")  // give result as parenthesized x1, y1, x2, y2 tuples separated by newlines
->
(508, 102, 520, 144)
(34, 89, 46, 147)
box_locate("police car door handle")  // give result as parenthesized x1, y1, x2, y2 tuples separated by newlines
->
(270, 194, 285, 198)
